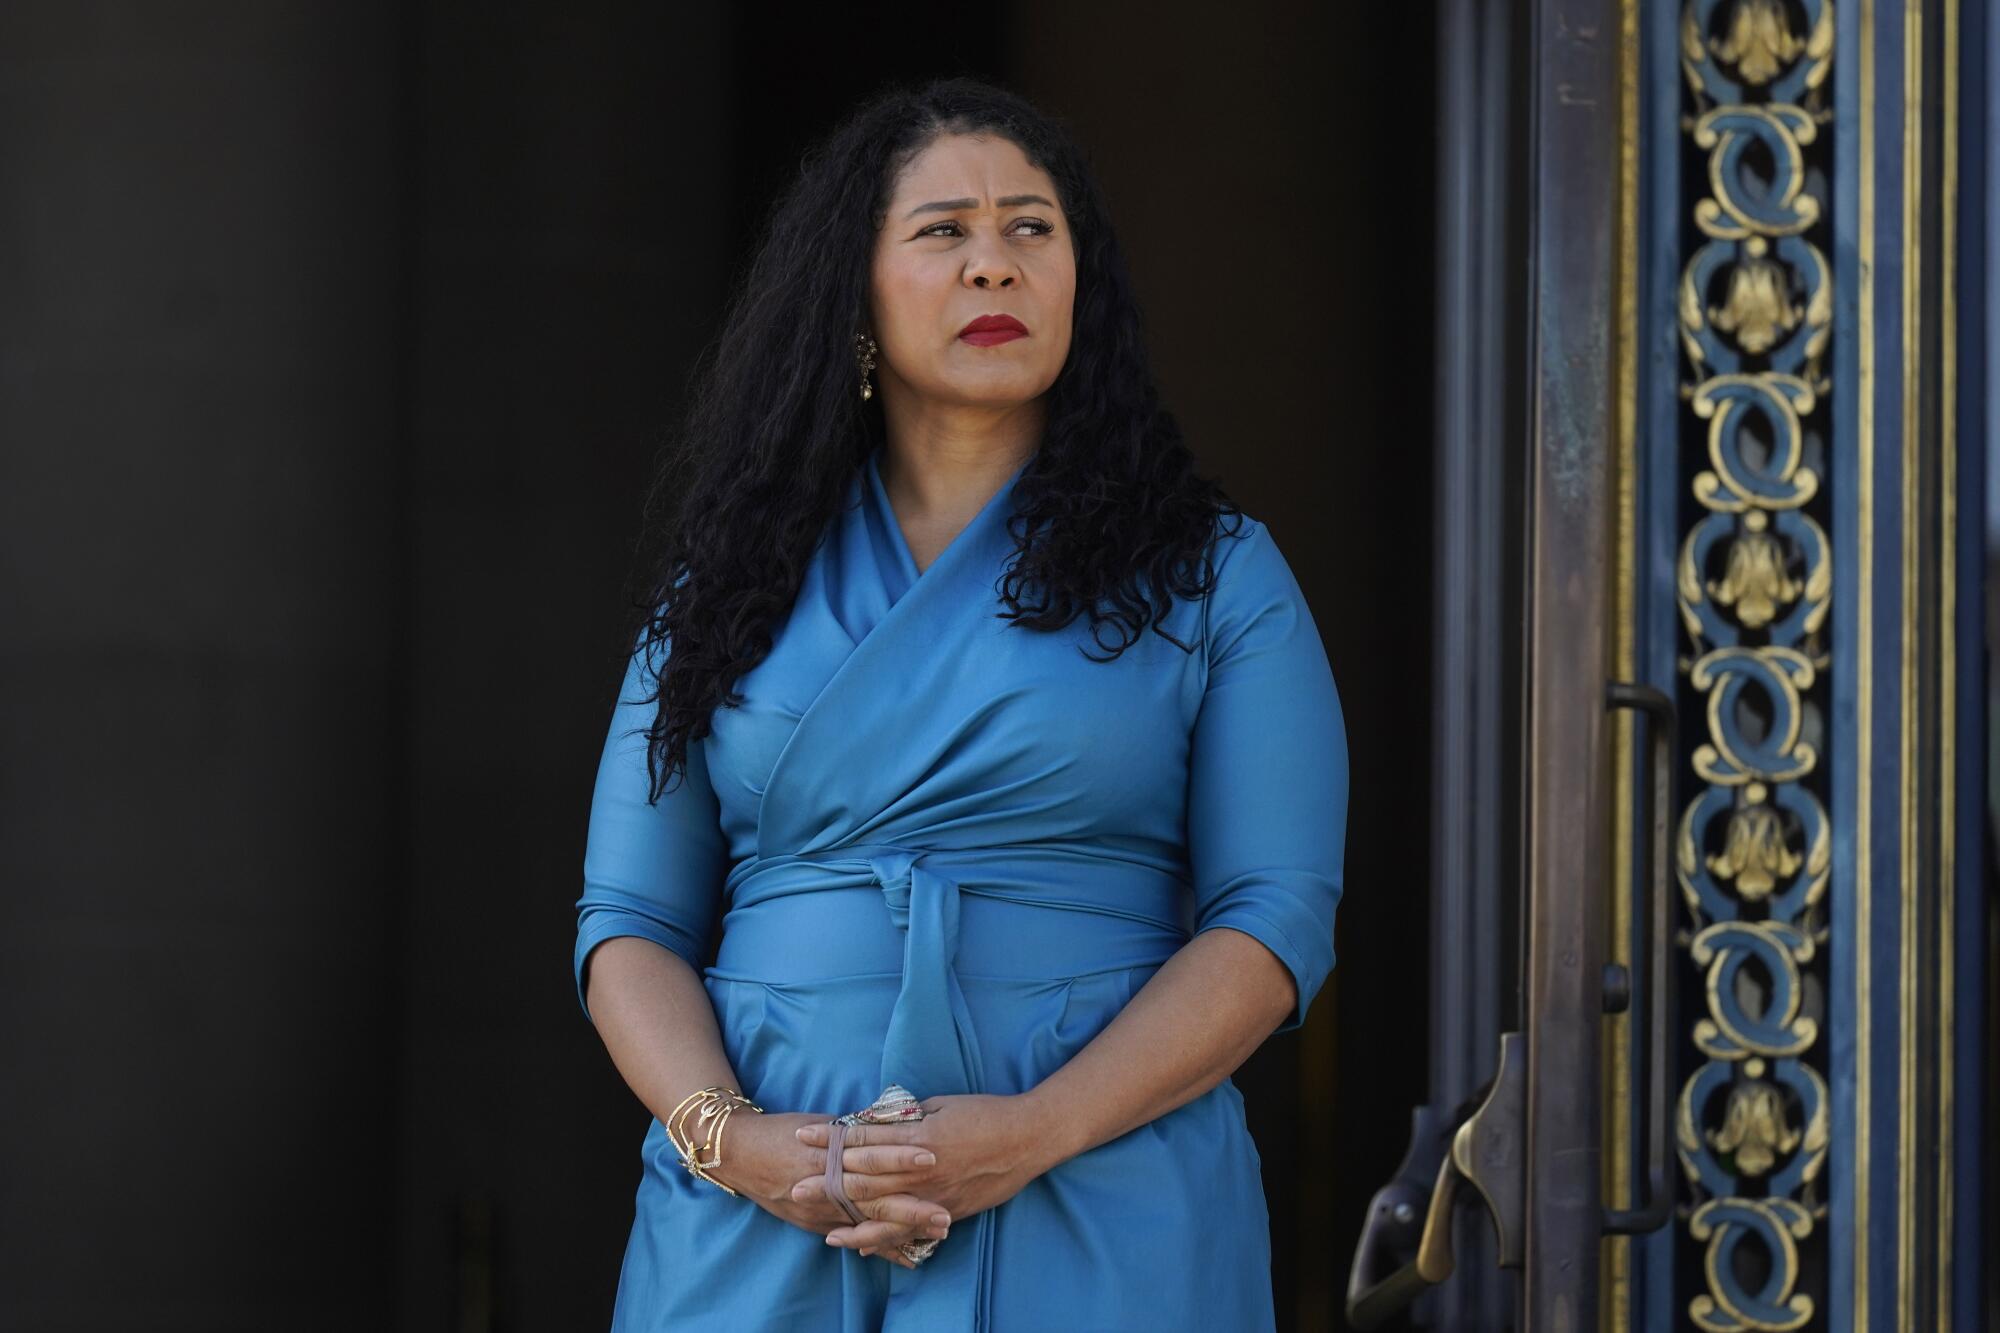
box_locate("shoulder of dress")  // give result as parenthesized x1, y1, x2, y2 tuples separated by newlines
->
(1204, 510, 1278, 585)
(1191, 511, 1263, 650)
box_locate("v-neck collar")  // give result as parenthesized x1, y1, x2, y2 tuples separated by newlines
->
(755, 446, 1032, 854)
(861, 444, 1032, 604)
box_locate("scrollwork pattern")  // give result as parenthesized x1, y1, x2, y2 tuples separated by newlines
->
(1672, 2, 1833, 1328)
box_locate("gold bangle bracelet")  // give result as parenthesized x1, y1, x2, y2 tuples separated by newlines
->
(664, 1085, 764, 1196)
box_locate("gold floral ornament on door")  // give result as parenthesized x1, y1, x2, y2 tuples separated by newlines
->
(1672, 1, 1834, 1329)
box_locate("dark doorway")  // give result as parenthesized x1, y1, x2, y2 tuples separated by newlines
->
(0, 4, 1434, 1328)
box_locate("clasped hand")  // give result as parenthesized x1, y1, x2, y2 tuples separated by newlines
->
(714, 1093, 1050, 1269)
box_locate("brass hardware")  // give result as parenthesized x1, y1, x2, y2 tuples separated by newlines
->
(1344, 1033, 1527, 1329)
(1344, 1107, 1458, 1331)
(1604, 679, 1678, 1234)
(1603, 962, 1633, 1013)
(1450, 1031, 1527, 1265)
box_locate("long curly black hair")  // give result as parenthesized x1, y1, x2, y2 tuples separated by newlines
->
(626, 74, 1244, 801)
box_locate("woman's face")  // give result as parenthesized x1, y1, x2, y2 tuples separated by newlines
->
(868, 132, 1076, 411)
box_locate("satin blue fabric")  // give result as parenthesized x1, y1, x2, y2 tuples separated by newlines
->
(574, 444, 1349, 1331)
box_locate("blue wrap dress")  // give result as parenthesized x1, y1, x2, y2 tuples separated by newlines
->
(573, 444, 1350, 1332)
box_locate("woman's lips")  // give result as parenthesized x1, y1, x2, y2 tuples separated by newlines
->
(958, 314, 1028, 346)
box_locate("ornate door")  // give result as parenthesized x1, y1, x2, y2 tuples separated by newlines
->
(1343, 1, 1989, 1329)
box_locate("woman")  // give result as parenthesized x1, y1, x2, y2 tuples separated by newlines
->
(573, 75, 1349, 1332)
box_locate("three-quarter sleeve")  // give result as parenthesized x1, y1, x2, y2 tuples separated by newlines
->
(1186, 517, 1351, 1033)
(572, 631, 730, 1022)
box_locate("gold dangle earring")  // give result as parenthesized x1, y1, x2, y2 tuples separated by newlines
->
(854, 332, 878, 401)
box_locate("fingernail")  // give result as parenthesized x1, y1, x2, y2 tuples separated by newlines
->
(824, 1234, 840, 1246)
(930, 1212, 950, 1227)
(796, 1127, 810, 1140)
(915, 1151, 936, 1166)
(791, 1184, 806, 1199)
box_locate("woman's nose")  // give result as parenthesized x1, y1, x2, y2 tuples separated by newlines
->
(963, 237, 1019, 289)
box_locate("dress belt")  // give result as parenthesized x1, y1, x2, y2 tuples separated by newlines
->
(862, 847, 987, 1100)
(722, 841, 1187, 1332)
(799, 845, 996, 1331)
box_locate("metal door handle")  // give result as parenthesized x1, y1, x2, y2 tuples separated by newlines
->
(1602, 680, 1677, 1234)
(1345, 1106, 1460, 1330)
(1345, 1033, 1526, 1329)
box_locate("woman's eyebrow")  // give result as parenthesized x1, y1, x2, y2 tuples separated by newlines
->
(902, 193, 1056, 219)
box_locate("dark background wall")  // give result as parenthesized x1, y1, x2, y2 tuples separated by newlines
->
(0, 5, 410, 1328)
(0, 4, 1432, 1329)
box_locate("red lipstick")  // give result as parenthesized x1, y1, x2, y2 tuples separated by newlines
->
(958, 313, 1029, 346)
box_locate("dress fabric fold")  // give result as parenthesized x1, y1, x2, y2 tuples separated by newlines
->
(574, 444, 1351, 1332)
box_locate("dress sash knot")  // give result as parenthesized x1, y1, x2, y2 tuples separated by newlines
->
(858, 847, 997, 1332)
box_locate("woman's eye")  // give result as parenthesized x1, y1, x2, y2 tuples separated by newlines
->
(916, 218, 1055, 238)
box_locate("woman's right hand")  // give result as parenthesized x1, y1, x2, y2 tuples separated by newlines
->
(706, 1110, 952, 1269)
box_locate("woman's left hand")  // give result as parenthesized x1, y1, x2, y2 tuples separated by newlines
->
(789, 1093, 1055, 1255)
